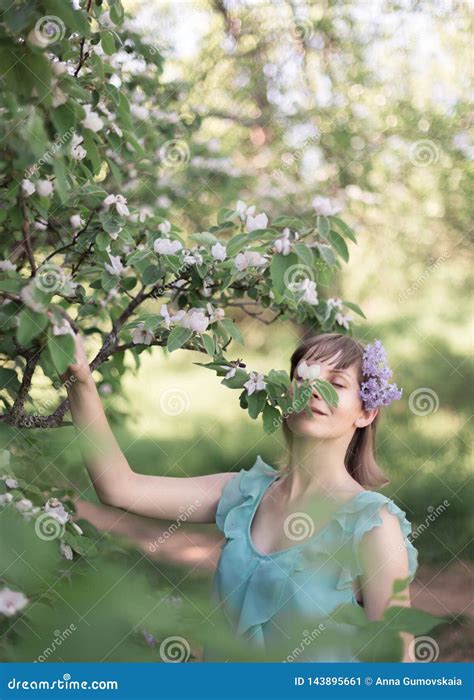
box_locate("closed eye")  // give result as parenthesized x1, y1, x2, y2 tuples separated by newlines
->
(332, 382, 345, 388)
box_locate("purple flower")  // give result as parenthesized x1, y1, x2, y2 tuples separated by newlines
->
(358, 339, 402, 410)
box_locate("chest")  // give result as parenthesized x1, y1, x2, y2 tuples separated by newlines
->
(249, 494, 363, 604)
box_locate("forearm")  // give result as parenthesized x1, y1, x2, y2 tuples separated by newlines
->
(67, 378, 132, 504)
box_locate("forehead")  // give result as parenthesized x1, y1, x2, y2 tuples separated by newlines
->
(299, 349, 357, 378)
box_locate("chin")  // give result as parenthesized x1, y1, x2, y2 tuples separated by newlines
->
(286, 414, 330, 438)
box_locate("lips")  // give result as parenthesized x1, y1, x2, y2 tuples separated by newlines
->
(311, 407, 327, 416)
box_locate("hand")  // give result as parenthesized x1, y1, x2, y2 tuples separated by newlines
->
(61, 331, 93, 386)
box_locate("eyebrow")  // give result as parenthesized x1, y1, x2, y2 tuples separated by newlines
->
(328, 369, 351, 379)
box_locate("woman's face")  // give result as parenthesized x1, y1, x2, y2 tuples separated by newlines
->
(286, 350, 376, 440)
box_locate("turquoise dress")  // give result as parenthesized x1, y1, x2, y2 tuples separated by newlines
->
(203, 455, 418, 662)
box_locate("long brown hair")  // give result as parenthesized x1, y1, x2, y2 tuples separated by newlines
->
(278, 332, 389, 489)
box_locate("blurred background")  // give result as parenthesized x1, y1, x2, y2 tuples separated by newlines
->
(3, 0, 472, 662)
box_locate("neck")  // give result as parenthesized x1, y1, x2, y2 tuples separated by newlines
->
(283, 433, 358, 502)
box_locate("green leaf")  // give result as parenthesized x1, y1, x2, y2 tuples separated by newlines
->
(47, 330, 76, 375)
(293, 242, 314, 267)
(201, 333, 215, 357)
(82, 131, 102, 174)
(17, 309, 48, 346)
(272, 216, 306, 229)
(220, 368, 249, 389)
(247, 390, 267, 419)
(52, 159, 69, 203)
(327, 229, 349, 262)
(0, 367, 19, 391)
(101, 30, 116, 55)
(226, 232, 249, 258)
(267, 369, 291, 390)
(219, 318, 244, 345)
(315, 243, 337, 267)
(270, 252, 298, 302)
(316, 215, 331, 238)
(142, 265, 163, 285)
(166, 326, 192, 353)
(381, 605, 447, 635)
(51, 105, 76, 140)
(330, 216, 357, 243)
(312, 378, 339, 407)
(262, 403, 281, 434)
(341, 300, 367, 319)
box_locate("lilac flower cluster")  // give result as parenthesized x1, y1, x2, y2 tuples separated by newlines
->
(358, 339, 403, 410)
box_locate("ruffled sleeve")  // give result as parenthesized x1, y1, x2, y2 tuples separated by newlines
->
(334, 492, 419, 591)
(215, 455, 277, 536)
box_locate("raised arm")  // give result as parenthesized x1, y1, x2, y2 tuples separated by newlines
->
(62, 333, 236, 521)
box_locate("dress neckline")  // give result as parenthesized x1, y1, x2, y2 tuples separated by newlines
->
(247, 471, 368, 559)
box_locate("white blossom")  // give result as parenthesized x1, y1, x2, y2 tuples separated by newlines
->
(312, 196, 342, 217)
(235, 200, 256, 221)
(335, 312, 352, 329)
(0, 493, 13, 505)
(181, 308, 209, 333)
(224, 366, 237, 379)
(234, 250, 268, 271)
(44, 498, 69, 524)
(59, 542, 74, 560)
(103, 193, 130, 217)
(327, 297, 343, 310)
(21, 179, 35, 197)
(52, 86, 67, 107)
(294, 278, 319, 305)
(274, 227, 292, 255)
(154, 238, 182, 255)
(70, 214, 84, 230)
(52, 319, 74, 337)
(244, 371, 266, 395)
(245, 212, 268, 232)
(297, 360, 321, 381)
(201, 276, 214, 297)
(3, 476, 18, 489)
(211, 242, 227, 261)
(104, 253, 127, 276)
(0, 260, 16, 272)
(0, 587, 29, 617)
(132, 322, 154, 345)
(206, 303, 225, 323)
(82, 104, 104, 132)
(158, 220, 172, 235)
(183, 250, 203, 266)
(15, 498, 33, 512)
(36, 179, 54, 197)
(72, 521, 83, 535)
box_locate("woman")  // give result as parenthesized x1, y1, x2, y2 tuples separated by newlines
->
(63, 331, 418, 662)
